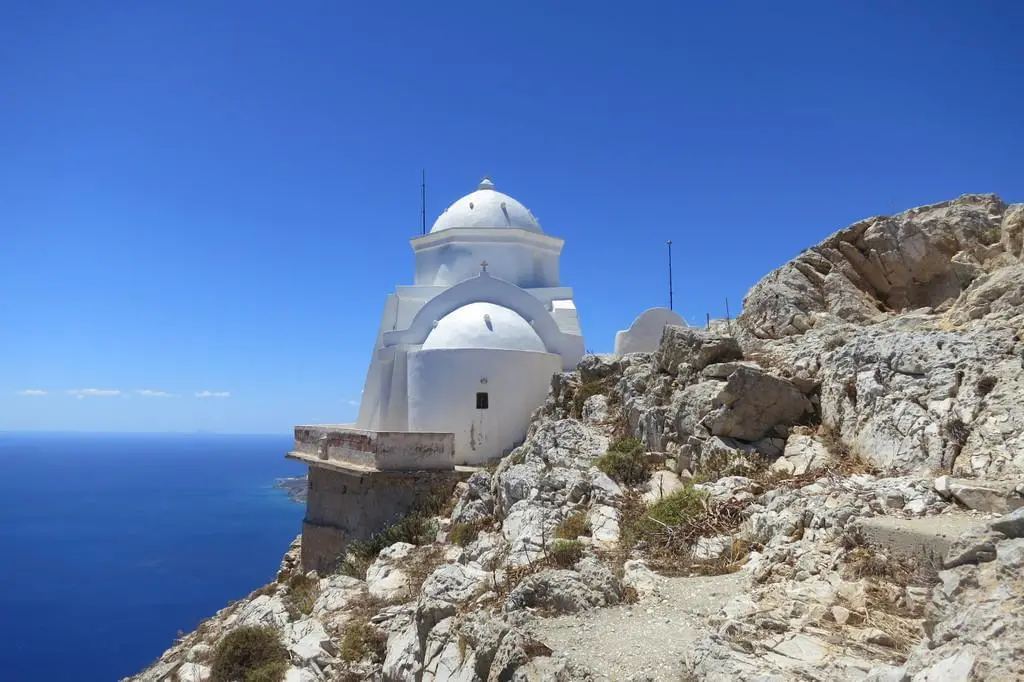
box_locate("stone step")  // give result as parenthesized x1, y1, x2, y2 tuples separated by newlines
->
(854, 514, 984, 565)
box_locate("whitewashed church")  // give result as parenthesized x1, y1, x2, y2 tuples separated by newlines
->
(354, 177, 585, 465)
(287, 176, 684, 570)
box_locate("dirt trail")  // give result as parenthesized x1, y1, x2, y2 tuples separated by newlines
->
(528, 572, 744, 681)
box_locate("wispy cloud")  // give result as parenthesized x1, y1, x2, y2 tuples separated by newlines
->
(195, 390, 230, 398)
(136, 389, 176, 398)
(67, 388, 121, 399)
(347, 399, 360, 406)
(17, 389, 47, 396)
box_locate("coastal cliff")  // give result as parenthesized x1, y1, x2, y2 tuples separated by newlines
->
(128, 194, 1024, 682)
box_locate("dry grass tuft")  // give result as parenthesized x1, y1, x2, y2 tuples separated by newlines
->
(555, 510, 591, 539)
(827, 529, 941, 656)
(404, 545, 447, 595)
(337, 592, 387, 663)
(283, 573, 320, 620)
(816, 426, 879, 476)
(548, 539, 585, 568)
(616, 488, 749, 575)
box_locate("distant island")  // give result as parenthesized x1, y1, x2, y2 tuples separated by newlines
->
(273, 475, 307, 503)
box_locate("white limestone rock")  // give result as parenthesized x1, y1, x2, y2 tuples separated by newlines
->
(739, 194, 1011, 339)
(506, 558, 621, 615)
(706, 365, 813, 441)
(771, 433, 830, 476)
(655, 326, 743, 375)
(581, 393, 611, 425)
(420, 563, 490, 606)
(228, 594, 289, 629)
(620, 559, 661, 598)
(451, 470, 494, 525)
(175, 663, 210, 682)
(946, 477, 1023, 514)
(283, 667, 319, 682)
(642, 470, 684, 504)
(283, 618, 331, 663)
(309, 573, 366, 614)
(586, 504, 619, 545)
(365, 542, 415, 602)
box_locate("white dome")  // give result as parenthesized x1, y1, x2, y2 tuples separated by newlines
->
(430, 178, 542, 234)
(422, 302, 546, 352)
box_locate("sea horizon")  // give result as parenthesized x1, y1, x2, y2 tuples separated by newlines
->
(0, 431, 306, 682)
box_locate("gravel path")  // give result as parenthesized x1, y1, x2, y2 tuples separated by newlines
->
(529, 572, 744, 681)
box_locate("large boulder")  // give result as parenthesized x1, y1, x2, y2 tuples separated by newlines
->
(706, 366, 813, 441)
(656, 325, 743, 375)
(739, 194, 1013, 340)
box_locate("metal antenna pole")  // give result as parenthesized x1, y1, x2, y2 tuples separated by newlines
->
(420, 169, 426, 235)
(667, 240, 674, 310)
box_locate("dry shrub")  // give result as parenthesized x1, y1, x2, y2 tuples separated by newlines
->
(943, 417, 970, 447)
(339, 621, 387, 664)
(823, 334, 849, 351)
(555, 510, 591, 539)
(833, 528, 939, 654)
(496, 556, 556, 602)
(841, 529, 937, 587)
(283, 573, 320, 620)
(336, 592, 386, 663)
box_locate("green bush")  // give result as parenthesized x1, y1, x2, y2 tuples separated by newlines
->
(646, 486, 707, 526)
(210, 626, 288, 682)
(548, 539, 584, 568)
(618, 486, 708, 550)
(555, 511, 591, 539)
(595, 437, 649, 485)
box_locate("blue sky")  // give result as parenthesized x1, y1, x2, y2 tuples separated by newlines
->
(2, 1, 1022, 434)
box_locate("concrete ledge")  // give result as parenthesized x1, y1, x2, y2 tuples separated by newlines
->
(855, 514, 983, 565)
(293, 424, 454, 471)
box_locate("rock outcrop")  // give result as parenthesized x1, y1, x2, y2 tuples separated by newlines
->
(128, 193, 1024, 682)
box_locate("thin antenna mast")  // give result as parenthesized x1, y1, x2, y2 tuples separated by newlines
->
(420, 169, 426, 235)
(667, 240, 674, 310)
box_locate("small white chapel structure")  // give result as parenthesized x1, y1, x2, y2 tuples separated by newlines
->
(354, 177, 585, 465)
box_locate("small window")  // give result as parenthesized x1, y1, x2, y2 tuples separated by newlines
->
(476, 392, 489, 409)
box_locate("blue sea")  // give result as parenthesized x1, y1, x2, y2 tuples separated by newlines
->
(0, 432, 306, 682)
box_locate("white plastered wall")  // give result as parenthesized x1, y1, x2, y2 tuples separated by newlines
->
(614, 307, 687, 356)
(406, 347, 561, 465)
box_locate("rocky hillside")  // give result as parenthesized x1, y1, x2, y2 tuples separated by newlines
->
(128, 194, 1024, 682)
